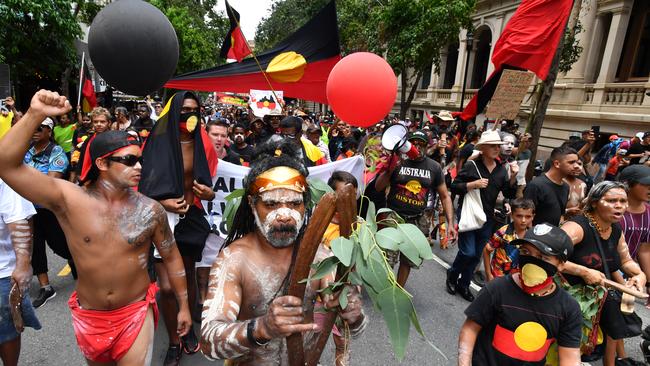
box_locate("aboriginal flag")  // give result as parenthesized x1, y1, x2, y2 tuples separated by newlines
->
(165, 0, 341, 104)
(80, 64, 97, 113)
(459, 0, 573, 121)
(492, 323, 555, 362)
(138, 91, 217, 207)
(220, 0, 251, 62)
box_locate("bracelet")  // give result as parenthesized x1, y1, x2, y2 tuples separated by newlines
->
(246, 318, 270, 347)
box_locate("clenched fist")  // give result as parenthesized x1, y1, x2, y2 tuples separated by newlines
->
(30, 90, 71, 119)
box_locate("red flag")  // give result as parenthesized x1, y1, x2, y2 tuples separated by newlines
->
(220, 0, 251, 62)
(425, 111, 434, 124)
(491, 0, 573, 80)
(81, 64, 97, 113)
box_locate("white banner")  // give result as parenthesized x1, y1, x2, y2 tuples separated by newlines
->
(249, 89, 284, 117)
(204, 155, 366, 238)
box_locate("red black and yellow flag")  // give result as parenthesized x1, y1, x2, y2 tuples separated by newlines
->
(492, 322, 555, 362)
(220, 0, 251, 62)
(165, 0, 341, 104)
(81, 64, 97, 113)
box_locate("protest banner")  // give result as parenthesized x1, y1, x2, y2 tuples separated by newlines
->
(485, 69, 535, 121)
(216, 93, 248, 107)
(203, 155, 365, 238)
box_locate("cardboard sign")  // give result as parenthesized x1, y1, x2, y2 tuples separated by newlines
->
(249, 89, 284, 117)
(485, 70, 535, 121)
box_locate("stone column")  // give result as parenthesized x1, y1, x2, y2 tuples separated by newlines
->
(451, 30, 470, 106)
(595, 6, 632, 84)
(487, 14, 505, 77)
(563, 0, 597, 82)
(583, 13, 607, 84)
(436, 50, 448, 89)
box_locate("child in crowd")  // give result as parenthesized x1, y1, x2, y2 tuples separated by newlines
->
(482, 198, 535, 281)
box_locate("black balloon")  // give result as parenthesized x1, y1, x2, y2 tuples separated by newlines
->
(88, 0, 179, 96)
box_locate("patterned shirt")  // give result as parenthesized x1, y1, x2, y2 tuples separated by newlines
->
(23, 143, 69, 175)
(620, 203, 650, 260)
(485, 223, 520, 278)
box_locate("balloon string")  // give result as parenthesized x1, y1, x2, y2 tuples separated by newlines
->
(226, 1, 285, 114)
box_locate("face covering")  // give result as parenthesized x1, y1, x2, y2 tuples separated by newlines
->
(518, 255, 557, 295)
(179, 112, 200, 133)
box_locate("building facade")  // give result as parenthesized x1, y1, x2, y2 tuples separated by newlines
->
(401, 0, 650, 153)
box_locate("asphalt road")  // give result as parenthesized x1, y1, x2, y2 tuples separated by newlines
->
(17, 244, 650, 365)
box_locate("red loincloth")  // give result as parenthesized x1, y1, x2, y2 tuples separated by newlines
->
(67, 282, 159, 363)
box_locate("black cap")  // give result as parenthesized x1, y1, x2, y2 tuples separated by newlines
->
(408, 130, 428, 143)
(511, 223, 573, 261)
(619, 165, 650, 185)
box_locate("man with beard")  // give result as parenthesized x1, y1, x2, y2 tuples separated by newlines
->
(132, 105, 155, 138)
(138, 91, 217, 366)
(201, 140, 366, 365)
(376, 130, 456, 285)
(230, 124, 254, 165)
(0, 90, 191, 365)
(524, 146, 580, 226)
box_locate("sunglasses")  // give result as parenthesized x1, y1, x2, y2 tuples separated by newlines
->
(36, 126, 44, 132)
(107, 154, 142, 167)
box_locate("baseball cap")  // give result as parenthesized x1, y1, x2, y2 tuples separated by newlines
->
(408, 130, 428, 143)
(41, 118, 54, 129)
(609, 134, 619, 141)
(619, 165, 650, 185)
(511, 223, 573, 261)
(80, 130, 142, 183)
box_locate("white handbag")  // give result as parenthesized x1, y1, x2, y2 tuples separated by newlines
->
(458, 160, 487, 233)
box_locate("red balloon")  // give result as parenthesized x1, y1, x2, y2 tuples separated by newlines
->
(326, 52, 397, 128)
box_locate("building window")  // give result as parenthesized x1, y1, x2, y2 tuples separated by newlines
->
(421, 63, 432, 89)
(443, 43, 459, 89)
(471, 27, 492, 89)
(616, 0, 650, 82)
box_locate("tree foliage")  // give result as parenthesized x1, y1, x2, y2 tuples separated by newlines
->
(150, 0, 230, 75)
(0, 0, 82, 104)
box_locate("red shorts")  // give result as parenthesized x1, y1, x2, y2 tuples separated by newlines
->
(68, 283, 159, 363)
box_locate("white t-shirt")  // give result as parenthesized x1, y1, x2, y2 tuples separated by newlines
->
(0, 179, 36, 278)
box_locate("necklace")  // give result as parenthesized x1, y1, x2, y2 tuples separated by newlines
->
(585, 212, 610, 235)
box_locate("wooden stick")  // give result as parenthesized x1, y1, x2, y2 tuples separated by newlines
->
(306, 184, 357, 366)
(286, 192, 338, 366)
(602, 278, 648, 299)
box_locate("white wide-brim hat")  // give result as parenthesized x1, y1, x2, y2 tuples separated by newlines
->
(475, 130, 505, 147)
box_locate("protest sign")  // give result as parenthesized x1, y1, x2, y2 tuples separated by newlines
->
(216, 93, 248, 107)
(485, 69, 534, 121)
(249, 89, 284, 117)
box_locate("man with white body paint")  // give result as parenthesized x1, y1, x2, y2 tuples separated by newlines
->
(0, 90, 191, 366)
(201, 140, 367, 365)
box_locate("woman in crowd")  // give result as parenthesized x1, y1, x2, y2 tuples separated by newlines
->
(561, 181, 646, 366)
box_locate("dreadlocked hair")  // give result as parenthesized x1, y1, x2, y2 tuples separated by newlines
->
(223, 138, 311, 248)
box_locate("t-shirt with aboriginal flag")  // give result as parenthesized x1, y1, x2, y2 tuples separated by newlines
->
(465, 275, 581, 366)
(386, 157, 443, 218)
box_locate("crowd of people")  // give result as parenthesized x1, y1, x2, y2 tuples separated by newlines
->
(0, 89, 649, 366)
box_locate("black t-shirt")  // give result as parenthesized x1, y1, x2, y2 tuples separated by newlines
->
(628, 142, 650, 165)
(564, 214, 622, 285)
(459, 143, 475, 163)
(465, 275, 582, 366)
(524, 174, 569, 226)
(386, 157, 443, 217)
(230, 143, 254, 164)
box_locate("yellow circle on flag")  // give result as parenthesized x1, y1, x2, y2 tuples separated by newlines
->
(266, 51, 307, 83)
(513, 322, 547, 352)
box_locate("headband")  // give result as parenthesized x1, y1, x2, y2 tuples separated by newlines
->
(250, 166, 307, 195)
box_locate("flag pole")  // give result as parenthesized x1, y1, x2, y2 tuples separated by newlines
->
(77, 52, 86, 109)
(225, 1, 285, 113)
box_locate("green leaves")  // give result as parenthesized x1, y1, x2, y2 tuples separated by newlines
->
(376, 227, 401, 251)
(223, 189, 244, 233)
(397, 224, 434, 261)
(355, 248, 391, 294)
(330, 237, 354, 266)
(307, 177, 333, 208)
(377, 286, 414, 360)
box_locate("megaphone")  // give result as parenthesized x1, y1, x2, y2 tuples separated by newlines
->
(381, 124, 420, 160)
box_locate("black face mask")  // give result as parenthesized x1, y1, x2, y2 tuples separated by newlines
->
(518, 254, 558, 294)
